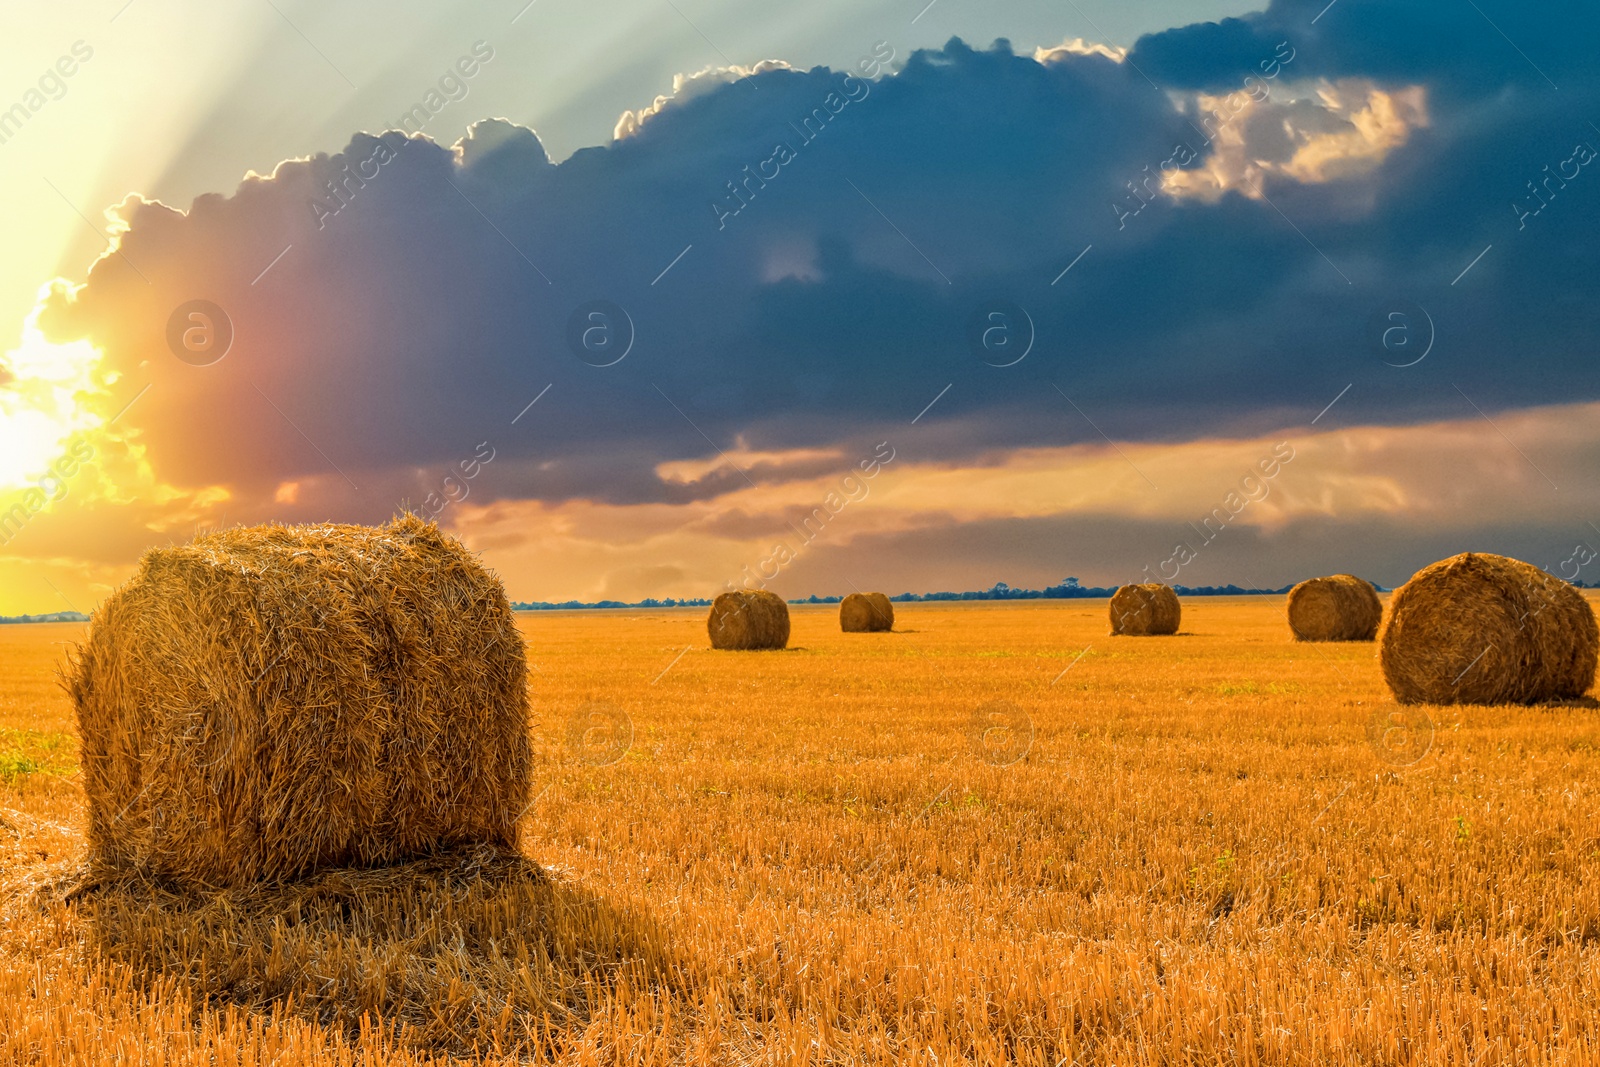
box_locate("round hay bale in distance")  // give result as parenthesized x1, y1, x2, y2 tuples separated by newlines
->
(840, 592, 894, 632)
(1380, 551, 1598, 705)
(707, 590, 791, 650)
(1110, 583, 1181, 636)
(66, 514, 532, 890)
(1287, 574, 1382, 641)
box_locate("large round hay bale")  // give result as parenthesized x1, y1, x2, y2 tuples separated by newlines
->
(65, 514, 531, 889)
(1287, 574, 1382, 641)
(1110, 583, 1181, 635)
(1380, 552, 1598, 705)
(707, 589, 790, 650)
(840, 592, 894, 632)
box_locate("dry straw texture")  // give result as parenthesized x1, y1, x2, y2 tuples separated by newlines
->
(840, 592, 894, 632)
(1381, 551, 1599, 705)
(52, 844, 670, 1061)
(707, 590, 790, 650)
(65, 514, 531, 889)
(10, 598, 1600, 1065)
(1287, 574, 1383, 642)
(1109, 583, 1181, 636)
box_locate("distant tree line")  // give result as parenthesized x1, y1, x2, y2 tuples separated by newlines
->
(512, 598, 714, 611)
(510, 577, 1331, 612)
(825, 578, 1305, 603)
(0, 611, 88, 624)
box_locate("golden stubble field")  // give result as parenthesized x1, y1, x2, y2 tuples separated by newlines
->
(4, 596, 1600, 1065)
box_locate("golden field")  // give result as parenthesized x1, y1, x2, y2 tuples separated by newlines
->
(4, 595, 1600, 1065)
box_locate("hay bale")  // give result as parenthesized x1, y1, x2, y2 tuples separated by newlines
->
(707, 590, 790, 650)
(65, 514, 531, 889)
(840, 592, 894, 632)
(1287, 574, 1382, 641)
(1381, 551, 1598, 705)
(1109, 583, 1181, 636)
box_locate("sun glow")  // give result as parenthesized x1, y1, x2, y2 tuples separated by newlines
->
(0, 300, 105, 491)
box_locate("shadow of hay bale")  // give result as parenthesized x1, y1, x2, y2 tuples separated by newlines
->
(61, 843, 691, 1059)
(1538, 695, 1600, 710)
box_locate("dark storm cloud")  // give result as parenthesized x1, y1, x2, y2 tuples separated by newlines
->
(38, 2, 1600, 515)
(1130, 0, 1588, 100)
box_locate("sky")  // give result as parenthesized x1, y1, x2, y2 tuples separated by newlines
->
(1, 0, 1597, 613)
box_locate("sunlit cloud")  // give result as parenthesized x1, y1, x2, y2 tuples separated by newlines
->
(613, 61, 794, 140)
(1034, 37, 1127, 64)
(656, 443, 847, 485)
(1164, 80, 1429, 201)
(3, 4, 1597, 617)
(430, 401, 1600, 604)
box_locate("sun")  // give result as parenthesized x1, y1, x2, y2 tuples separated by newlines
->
(0, 303, 104, 492)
